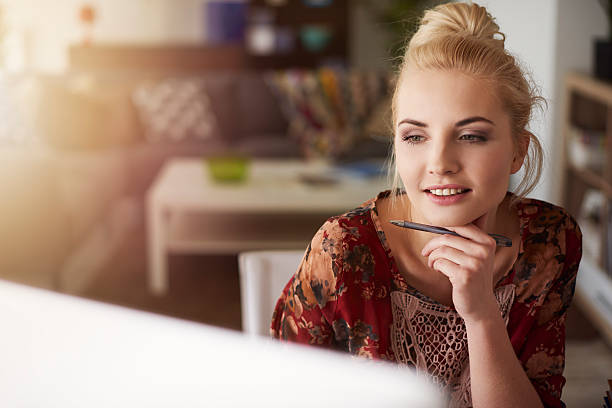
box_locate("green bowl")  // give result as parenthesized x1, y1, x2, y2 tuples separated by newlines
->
(205, 156, 250, 183)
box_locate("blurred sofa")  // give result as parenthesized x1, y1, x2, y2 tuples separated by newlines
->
(35, 70, 305, 196)
(0, 147, 129, 290)
(0, 69, 390, 292)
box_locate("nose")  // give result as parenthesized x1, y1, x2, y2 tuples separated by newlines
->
(427, 140, 460, 175)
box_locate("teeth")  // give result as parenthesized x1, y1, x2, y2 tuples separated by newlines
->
(429, 188, 466, 196)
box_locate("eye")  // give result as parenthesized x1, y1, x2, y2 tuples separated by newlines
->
(401, 134, 425, 144)
(459, 133, 487, 143)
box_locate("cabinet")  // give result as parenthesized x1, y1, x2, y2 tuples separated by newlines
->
(245, 0, 349, 69)
(70, 0, 349, 72)
(560, 73, 612, 344)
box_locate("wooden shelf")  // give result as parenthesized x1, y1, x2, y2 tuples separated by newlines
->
(245, 0, 349, 69)
(561, 72, 612, 346)
(574, 256, 612, 346)
(568, 163, 612, 199)
(566, 72, 612, 106)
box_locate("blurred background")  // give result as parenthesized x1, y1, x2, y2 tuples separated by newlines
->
(0, 0, 610, 405)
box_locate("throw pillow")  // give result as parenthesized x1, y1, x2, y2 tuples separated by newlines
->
(132, 77, 219, 143)
(265, 68, 393, 159)
(0, 76, 39, 148)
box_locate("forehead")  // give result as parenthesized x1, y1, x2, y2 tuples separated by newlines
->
(395, 68, 507, 125)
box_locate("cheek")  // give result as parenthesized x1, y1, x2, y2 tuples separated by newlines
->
(474, 149, 514, 188)
(396, 152, 419, 186)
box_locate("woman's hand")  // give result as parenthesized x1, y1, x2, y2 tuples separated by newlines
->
(420, 213, 500, 323)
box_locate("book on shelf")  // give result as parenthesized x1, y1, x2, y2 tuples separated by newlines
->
(579, 189, 605, 264)
(567, 126, 607, 172)
(607, 200, 612, 278)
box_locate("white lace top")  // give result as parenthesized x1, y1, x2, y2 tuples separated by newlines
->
(390, 284, 516, 407)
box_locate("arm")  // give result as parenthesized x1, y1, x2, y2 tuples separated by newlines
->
(514, 215, 582, 407)
(422, 212, 581, 407)
(271, 220, 341, 346)
(422, 219, 543, 406)
(465, 308, 544, 408)
(467, 213, 581, 407)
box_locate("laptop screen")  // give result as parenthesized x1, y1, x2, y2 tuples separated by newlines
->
(0, 279, 444, 407)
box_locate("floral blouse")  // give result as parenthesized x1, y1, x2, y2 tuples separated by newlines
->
(271, 190, 582, 408)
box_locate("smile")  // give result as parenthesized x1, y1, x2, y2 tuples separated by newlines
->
(424, 188, 471, 205)
(426, 188, 469, 196)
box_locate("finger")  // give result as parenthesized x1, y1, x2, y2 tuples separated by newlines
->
(444, 223, 496, 247)
(421, 234, 489, 258)
(426, 245, 476, 269)
(431, 258, 459, 280)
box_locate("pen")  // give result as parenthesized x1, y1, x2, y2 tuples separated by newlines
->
(389, 220, 512, 247)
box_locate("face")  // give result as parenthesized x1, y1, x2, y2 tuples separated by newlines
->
(394, 68, 526, 227)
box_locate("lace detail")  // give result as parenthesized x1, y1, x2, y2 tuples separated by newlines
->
(390, 284, 516, 408)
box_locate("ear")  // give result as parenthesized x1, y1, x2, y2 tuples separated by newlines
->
(511, 131, 530, 174)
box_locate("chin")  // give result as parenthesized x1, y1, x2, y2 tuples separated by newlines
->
(425, 214, 475, 227)
(420, 206, 484, 227)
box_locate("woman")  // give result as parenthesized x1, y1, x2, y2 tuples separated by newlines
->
(270, 3, 582, 407)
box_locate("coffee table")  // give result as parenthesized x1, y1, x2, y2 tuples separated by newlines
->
(146, 157, 388, 295)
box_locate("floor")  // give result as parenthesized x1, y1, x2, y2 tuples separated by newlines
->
(77, 221, 611, 407)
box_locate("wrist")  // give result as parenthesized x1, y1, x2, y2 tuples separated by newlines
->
(462, 296, 503, 328)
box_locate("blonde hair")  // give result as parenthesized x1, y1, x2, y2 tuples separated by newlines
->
(387, 1, 544, 208)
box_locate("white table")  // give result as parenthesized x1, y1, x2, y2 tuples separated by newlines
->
(146, 158, 388, 295)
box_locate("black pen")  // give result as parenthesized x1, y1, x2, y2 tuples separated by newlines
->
(389, 220, 512, 247)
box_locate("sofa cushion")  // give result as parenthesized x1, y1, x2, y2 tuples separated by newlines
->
(202, 73, 240, 142)
(132, 77, 220, 143)
(266, 69, 392, 159)
(34, 74, 143, 150)
(235, 72, 288, 138)
(0, 148, 72, 289)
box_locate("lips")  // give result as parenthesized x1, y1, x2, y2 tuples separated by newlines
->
(427, 188, 469, 196)
(423, 185, 472, 197)
(422, 184, 471, 205)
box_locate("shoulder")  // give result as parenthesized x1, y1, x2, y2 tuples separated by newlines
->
(516, 197, 582, 251)
(299, 194, 383, 295)
(309, 194, 379, 253)
(518, 196, 577, 226)
(513, 197, 582, 304)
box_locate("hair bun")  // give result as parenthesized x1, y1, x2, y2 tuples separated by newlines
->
(409, 2, 505, 49)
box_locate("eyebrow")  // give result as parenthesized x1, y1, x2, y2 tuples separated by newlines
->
(397, 116, 495, 127)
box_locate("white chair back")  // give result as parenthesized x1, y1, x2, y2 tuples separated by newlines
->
(238, 250, 304, 337)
